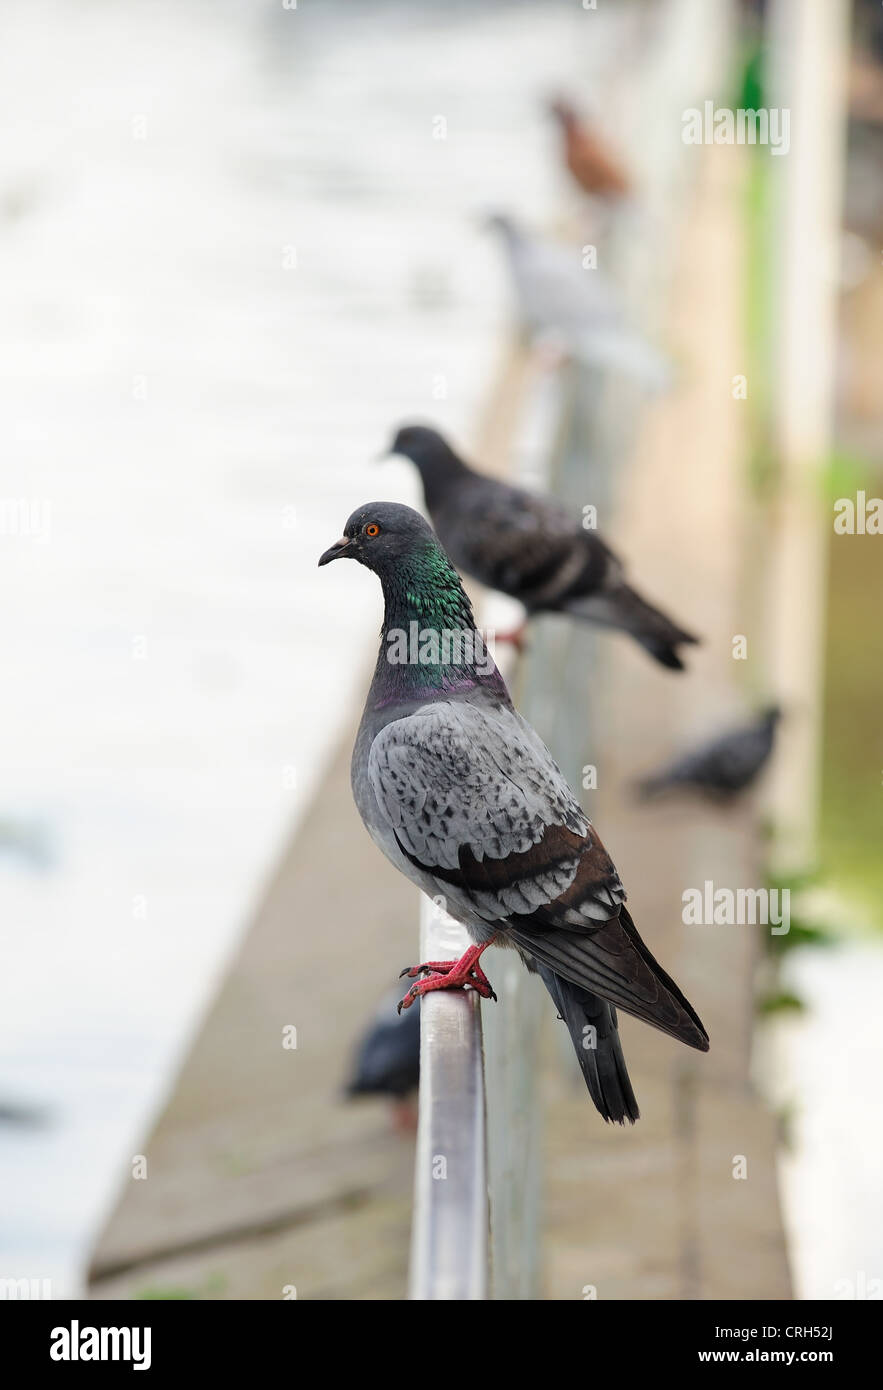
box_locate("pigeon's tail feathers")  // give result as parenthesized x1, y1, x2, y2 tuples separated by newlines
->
(643, 640, 686, 672)
(615, 585, 699, 670)
(537, 965, 639, 1124)
(509, 906, 709, 1053)
(565, 582, 699, 671)
(617, 905, 710, 1051)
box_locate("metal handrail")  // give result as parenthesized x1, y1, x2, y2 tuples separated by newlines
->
(408, 900, 488, 1300)
(406, 0, 733, 1303)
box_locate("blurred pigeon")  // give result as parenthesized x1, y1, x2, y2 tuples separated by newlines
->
(636, 707, 782, 801)
(549, 98, 631, 200)
(345, 986, 420, 1123)
(0, 1098, 51, 1127)
(488, 213, 672, 389)
(0, 816, 54, 870)
(319, 503, 709, 1124)
(389, 425, 699, 670)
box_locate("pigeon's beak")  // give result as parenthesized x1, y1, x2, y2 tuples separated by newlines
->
(318, 536, 352, 567)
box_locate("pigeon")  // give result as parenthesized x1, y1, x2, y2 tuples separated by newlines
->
(388, 424, 699, 670)
(549, 98, 631, 200)
(0, 815, 54, 869)
(319, 502, 709, 1124)
(488, 213, 672, 389)
(345, 987, 421, 1104)
(0, 1098, 51, 1127)
(636, 707, 782, 801)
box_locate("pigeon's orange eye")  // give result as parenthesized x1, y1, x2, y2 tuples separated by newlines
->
(364, 523, 380, 537)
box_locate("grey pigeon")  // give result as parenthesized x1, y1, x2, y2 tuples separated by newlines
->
(0, 1098, 51, 1127)
(319, 502, 709, 1124)
(636, 707, 782, 801)
(0, 815, 54, 869)
(488, 213, 672, 389)
(389, 424, 699, 670)
(345, 987, 420, 1101)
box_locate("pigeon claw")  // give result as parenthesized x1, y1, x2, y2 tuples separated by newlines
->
(399, 959, 471, 980)
(494, 622, 528, 655)
(396, 970, 496, 1013)
(396, 942, 498, 1012)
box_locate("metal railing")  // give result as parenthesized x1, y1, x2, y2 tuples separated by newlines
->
(407, 0, 734, 1301)
(408, 900, 488, 1300)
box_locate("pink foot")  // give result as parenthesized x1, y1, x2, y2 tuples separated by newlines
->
(391, 1098, 418, 1134)
(493, 623, 528, 654)
(397, 941, 497, 1012)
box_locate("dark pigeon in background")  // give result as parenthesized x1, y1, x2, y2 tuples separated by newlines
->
(389, 424, 699, 670)
(636, 706, 782, 801)
(345, 986, 420, 1127)
(319, 502, 709, 1125)
(0, 1099, 51, 1127)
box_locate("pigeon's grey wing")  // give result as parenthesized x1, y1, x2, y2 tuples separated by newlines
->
(367, 701, 622, 925)
(369, 702, 707, 1048)
(437, 479, 615, 609)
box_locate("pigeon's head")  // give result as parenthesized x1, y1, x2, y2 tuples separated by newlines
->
(387, 424, 458, 471)
(318, 501, 440, 577)
(386, 425, 469, 507)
